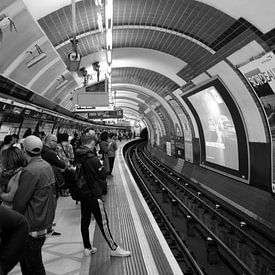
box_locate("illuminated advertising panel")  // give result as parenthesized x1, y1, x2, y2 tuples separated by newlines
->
(188, 86, 238, 170)
(239, 52, 275, 192)
(183, 78, 248, 181)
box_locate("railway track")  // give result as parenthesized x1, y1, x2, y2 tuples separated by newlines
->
(124, 141, 275, 275)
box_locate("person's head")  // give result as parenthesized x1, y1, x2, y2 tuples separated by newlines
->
(108, 132, 115, 139)
(44, 134, 58, 149)
(59, 133, 69, 143)
(84, 127, 95, 136)
(40, 131, 46, 143)
(1, 147, 26, 170)
(81, 134, 97, 149)
(22, 135, 43, 159)
(12, 134, 19, 143)
(3, 135, 14, 145)
(100, 131, 109, 142)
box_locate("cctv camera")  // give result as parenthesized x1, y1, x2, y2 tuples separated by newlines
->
(92, 62, 100, 71)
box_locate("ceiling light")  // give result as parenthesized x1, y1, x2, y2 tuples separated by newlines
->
(97, 12, 104, 32)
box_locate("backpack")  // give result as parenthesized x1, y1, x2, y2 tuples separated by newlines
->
(69, 163, 91, 201)
(69, 157, 107, 200)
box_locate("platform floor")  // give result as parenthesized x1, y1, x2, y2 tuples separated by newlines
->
(9, 141, 183, 275)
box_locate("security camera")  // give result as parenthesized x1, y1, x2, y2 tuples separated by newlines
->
(79, 67, 87, 76)
(92, 62, 100, 71)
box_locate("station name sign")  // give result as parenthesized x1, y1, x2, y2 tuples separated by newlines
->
(88, 109, 123, 119)
(74, 108, 123, 119)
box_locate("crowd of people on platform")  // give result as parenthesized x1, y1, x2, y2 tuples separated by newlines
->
(0, 127, 134, 275)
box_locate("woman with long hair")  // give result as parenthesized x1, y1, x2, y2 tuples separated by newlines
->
(0, 147, 26, 208)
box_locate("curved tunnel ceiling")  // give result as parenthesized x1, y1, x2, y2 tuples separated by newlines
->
(1, 0, 275, 123)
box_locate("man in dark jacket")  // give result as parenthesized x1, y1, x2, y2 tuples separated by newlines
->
(0, 206, 29, 275)
(13, 135, 56, 275)
(42, 134, 66, 195)
(75, 134, 131, 257)
(41, 134, 66, 236)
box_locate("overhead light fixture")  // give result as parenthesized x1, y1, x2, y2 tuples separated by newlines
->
(94, 0, 103, 7)
(107, 50, 112, 64)
(105, 0, 113, 108)
(97, 11, 104, 32)
(26, 44, 46, 68)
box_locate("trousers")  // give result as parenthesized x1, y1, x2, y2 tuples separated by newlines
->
(80, 197, 117, 250)
(20, 236, 46, 275)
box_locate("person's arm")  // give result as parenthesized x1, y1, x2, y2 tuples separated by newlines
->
(13, 170, 37, 214)
(0, 172, 21, 202)
(50, 151, 66, 170)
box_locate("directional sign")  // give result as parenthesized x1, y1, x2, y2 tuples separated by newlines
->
(87, 109, 123, 119)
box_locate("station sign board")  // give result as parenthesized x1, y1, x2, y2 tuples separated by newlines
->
(87, 109, 123, 119)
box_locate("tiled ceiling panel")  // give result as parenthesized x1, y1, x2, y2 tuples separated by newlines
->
(38, 0, 99, 47)
(112, 67, 179, 96)
(112, 28, 212, 65)
(113, 0, 235, 45)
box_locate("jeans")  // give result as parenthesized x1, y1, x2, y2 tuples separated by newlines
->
(20, 236, 46, 275)
(81, 197, 117, 250)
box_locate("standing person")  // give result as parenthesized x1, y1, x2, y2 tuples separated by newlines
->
(75, 134, 131, 257)
(41, 134, 66, 198)
(99, 131, 111, 175)
(70, 132, 79, 152)
(11, 134, 22, 150)
(0, 135, 15, 158)
(41, 134, 66, 236)
(108, 132, 117, 175)
(56, 133, 74, 196)
(13, 135, 56, 275)
(0, 147, 26, 208)
(0, 206, 29, 275)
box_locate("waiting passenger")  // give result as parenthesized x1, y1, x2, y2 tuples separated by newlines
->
(13, 135, 56, 275)
(99, 131, 111, 174)
(11, 134, 22, 150)
(41, 134, 66, 237)
(75, 134, 131, 257)
(108, 132, 118, 175)
(56, 133, 75, 196)
(70, 132, 79, 152)
(0, 135, 14, 156)
(0, 147, 26, 208)
(0, 206, 29, 275)
(42, 134, 66, 197)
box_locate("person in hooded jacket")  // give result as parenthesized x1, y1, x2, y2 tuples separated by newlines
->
(74, 134, 131, 257)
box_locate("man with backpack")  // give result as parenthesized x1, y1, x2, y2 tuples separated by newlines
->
(74, 134, 131, 257)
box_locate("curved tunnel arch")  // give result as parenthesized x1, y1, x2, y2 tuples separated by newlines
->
(0, 0, 275, 194)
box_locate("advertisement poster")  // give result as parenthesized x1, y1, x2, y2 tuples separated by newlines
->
(166, 141, 172, 156)
(239, 52, 275, 193)
(188, 87, 238, 170)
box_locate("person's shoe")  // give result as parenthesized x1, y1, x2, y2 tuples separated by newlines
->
(110, 246, 131, 257)
(84, 247, 97, 256)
